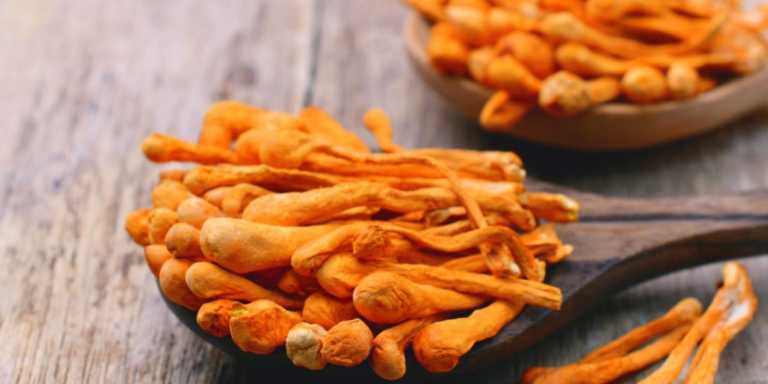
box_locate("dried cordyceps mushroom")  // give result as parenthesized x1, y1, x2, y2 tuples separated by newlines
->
(125, 208, 151, 246)
(185, 262, 304, 309)
(538, 71, 621, 117)
(151, 179, 194, 211)
(479, 91, 533, 132)
(518, 262, 757, 384)
(363, 108, 404, 153)
(176, 197, 225, 229)
(143, 134, 239, 165)
(126, 102, 581, 379)
(371, 314, 448, 380)
(159, 258, 207, 310)
(401, 0, 768, 131)
(286, 322, 328, 370)
(666, 62, 701, 100)
(412, 261, 546, 373)
(200, 218, 343, 273)
(523, 325, 692, 384)
(182, 165, 345, 195)
(220, 183, 272, 216)
(229, 300, 303, 355)
(621, 66, 669, 103)
(197, 299, 238, 337)
(520, 297, 702, 384)
(144, 245, 173, 277)
(164, 222, 206, 260)
(321, 319, 374, 367)
(638, 262, 758, 384)
(278, 270, 321, 296)
(301, 291, 359, 329)
(147, 208, 178, 245)
(353, 271, 489, 324)
(159, 169, 186, 182)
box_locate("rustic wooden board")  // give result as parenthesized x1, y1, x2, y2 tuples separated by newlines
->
(0, 0, 766, 383)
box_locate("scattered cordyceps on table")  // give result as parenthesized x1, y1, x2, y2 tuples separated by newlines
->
(402, 0, 768, 131)
(125, 101, 579, 380)
(521, 262, 758, 384)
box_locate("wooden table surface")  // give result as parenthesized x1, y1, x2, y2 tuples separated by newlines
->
(1, 0, 766, 383)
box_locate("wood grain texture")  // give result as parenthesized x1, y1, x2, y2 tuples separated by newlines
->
(0, 0, 766, 384)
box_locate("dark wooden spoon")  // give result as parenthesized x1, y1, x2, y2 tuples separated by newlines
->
(161, 180, 768, 383)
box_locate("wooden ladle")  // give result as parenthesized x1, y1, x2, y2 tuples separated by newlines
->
(161, 180, 768, 382)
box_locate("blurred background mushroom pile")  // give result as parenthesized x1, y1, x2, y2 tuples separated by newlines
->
(402, 0, 768, 131)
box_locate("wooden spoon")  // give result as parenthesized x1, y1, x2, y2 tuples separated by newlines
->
(404, 12, 768, 151)
(161, 180, 768, 382)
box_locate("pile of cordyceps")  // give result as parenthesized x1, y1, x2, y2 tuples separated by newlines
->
(402, 0, 768, 131)
(125, 101, 579, 380)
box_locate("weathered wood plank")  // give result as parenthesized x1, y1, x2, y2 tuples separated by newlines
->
(0, 0, 314, 383)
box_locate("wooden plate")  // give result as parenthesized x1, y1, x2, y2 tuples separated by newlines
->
(161, 180, 768, 382)
(404, 12, 768, 151)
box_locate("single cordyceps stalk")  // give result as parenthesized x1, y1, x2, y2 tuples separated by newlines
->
(184, 261, 303, 309)
(363, 108, 404, 153)
(142, 133, 239, 164)
(301, 291, 359, 329)
(158, 258, 207, 310)
(144, 245, 173, 277)
(202, 186, 231, 208)
(621, 66, 668, 104)
(147, 208, 178, 245)
(370, 314, 448, 381)
(414, 300, 526, 373)
(200, 218, 343, 273)
(286, 322, 328, 370)
(321, 319, 374, 367)
(159, 169, 187, 182)
(480, 91, 533, 132)
(229, 300, 303, 355)
(523, 192, 580, 223)
(182, 165, 344, 195)
(353, 272, 488, 324)
(125, 208, 151, 246)
(220, 183, 272, 216)
(667, 62, 701, 100)
(197, 299, 238, 337)
(151, 179, 194, 211)
(278, 270, 321, 297)
(639, 262, 758, 384)
(176, 197, 225, 229)
(199, 101, 269, 149)
(164, 223, 205, 260)
(242, 181, 533, 229)
(521, 297, 703, 384)
(538, 71, 621, 118)
(412, 261, 547, 373)
(298, 107, 371, 153)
